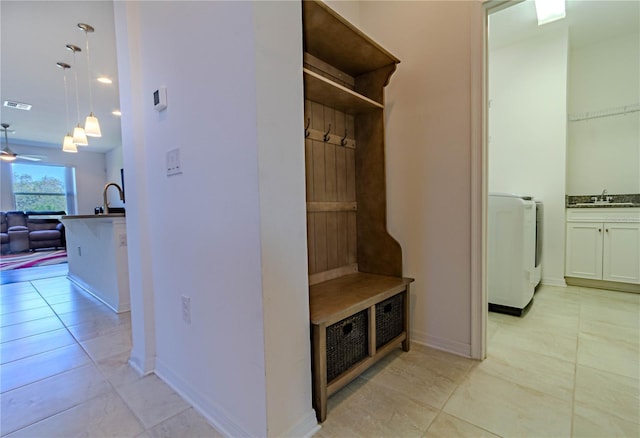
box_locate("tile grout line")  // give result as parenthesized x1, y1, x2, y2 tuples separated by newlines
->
(4, 276, 145, 437)
(569, 293, 584, 438)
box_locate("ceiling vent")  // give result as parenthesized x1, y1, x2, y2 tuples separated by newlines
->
(3, 100, 32, 111)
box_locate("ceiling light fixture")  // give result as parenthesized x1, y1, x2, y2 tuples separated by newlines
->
(57, 62, 78, 153)
(66, 44, 88, 146)
(534, 0, 566, 26)
(78, 23, 101, 138)
(97, 77, 112, 84)
(112, 110, 121, 116)
(1, 123, 18, 162)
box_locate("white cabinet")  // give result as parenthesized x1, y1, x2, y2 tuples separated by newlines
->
(566, 222, 603, 279)
(566, 208, 640, 285)
(603, 223, 640, 283)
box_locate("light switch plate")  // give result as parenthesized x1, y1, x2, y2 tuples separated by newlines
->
(166, 148, 182, 176)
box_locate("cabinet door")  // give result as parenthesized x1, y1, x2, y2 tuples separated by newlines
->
(603, 222, 640, 284)
(566, 222, 603, 279)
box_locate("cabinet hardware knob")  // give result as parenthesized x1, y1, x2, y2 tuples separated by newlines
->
(606, 229, 609, 232)
(598, 228, 602, 232)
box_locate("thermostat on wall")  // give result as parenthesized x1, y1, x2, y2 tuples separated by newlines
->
(153, 87, 167, 111)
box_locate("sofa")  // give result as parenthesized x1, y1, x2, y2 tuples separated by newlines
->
(0, 211, 66, 254)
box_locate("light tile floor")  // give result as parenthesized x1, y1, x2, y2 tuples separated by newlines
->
(1, 269, 639, 437)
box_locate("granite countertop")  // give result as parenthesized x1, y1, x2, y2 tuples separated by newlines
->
(566, 194, 640, 208)
(62, 213, 126, 219)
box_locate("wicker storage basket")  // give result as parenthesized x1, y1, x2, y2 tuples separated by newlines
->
(375, 293, 404, 348)
(326, 310, 368, 382)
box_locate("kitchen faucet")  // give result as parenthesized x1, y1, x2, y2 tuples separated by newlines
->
(103, 182, 124, 214)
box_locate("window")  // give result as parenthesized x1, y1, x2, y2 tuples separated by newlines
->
(11, 163, 77, 214)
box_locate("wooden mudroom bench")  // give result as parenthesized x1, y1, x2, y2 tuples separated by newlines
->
(310, 273, 413, 422)
(302, 0, 412, 422)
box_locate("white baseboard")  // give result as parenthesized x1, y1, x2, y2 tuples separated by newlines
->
(279, 409, 320, 438)
(66, 273, 130, 313)
(154, 359, 320, 438)
(127, 354, 154, 377)
(411, 329, 472, 358)
(155, 359, 252, 437)
(541, 277, 567, 287)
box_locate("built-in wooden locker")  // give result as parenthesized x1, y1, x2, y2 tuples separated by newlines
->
(302, 0, 414, 422)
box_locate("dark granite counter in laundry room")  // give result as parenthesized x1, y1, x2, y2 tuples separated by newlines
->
(566, 194, 640, 208)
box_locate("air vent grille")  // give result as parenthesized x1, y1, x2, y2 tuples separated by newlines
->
(3, 101, 32, 111)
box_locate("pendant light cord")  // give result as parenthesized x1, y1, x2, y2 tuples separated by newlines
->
(73, 50, 82, 124)
(63, 70, 71, 132)
(84, 31, 94, 114)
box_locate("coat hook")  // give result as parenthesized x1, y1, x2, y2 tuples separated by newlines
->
(323, 124, 332, 142)
(340, 129, 348, 146)
(304, 118, 310, 138)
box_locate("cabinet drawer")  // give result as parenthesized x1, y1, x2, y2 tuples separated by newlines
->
(326, 310, 368, 382)
(375, 293, 404, 348)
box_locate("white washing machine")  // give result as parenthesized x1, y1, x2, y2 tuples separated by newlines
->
(488, 193, 541, 315)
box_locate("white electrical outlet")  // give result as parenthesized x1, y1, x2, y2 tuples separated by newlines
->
(119, 233, 127, 247)
(181, 295, 191, 324)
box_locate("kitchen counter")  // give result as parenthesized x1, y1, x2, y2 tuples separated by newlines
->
(60, 215, 129, 313)
(62, 213, 125, 219)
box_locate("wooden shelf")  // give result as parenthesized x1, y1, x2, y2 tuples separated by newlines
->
(310, 272, 412, 325)
(303, 0, 399, 76)
(307, 202, 357, 212)
(303, 69, 383, 114)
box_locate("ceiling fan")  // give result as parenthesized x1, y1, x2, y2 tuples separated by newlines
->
(1, 123, 45, 162)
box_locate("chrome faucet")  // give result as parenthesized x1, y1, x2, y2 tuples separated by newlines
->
(103, 182, 124, 214)
(600, 189, 608, 202)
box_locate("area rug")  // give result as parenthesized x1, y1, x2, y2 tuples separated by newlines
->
(0, 250, 67, 271)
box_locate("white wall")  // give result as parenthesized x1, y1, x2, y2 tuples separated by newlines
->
(567, 32, 640, 195)
(105, 146, 125, 208)
(252, 2, 318, 436)
(325, 0, 361, 27)
(355, 1, 482, 356)
(489, 29, 569, 287)
(0, 144, 106, 214)
(114, 2, 314, 436)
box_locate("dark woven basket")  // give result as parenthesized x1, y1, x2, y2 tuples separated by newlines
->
(326, 310, 368, 382)
(375, 293, 404, 348)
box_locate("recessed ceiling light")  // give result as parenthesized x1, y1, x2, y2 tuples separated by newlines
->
(97, 77, 112, 84)
(4, 100, 32, 111)
(535, 0, 566, 26)
(112, 110, 121, 116)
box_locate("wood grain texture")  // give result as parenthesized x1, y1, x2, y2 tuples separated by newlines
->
(304, 69, 383, 114)
(355, 66, 402, 277)
(305, 98, 358, 276)
(309, 263, 358, 286)
(304, 52, 355, 88)
(306, 202, 357, 212)
(302, 0, 399, 77)
(309, 273, 412, 325)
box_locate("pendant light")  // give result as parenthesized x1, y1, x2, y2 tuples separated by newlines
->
(66, 44, 88, 146)
(57, 62, 77, 153)
(1, 123, 18, 162)
(78, 23, 101, 137)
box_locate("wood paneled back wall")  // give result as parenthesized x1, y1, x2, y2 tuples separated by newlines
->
(305, 98, 359, 284)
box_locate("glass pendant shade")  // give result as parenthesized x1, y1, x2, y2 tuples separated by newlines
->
(73, 124, 88, 146)
(0, 152, 17, 162)
(62, 134, 78, 153)
(84, 113, 101, 137)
